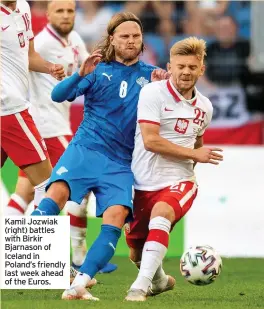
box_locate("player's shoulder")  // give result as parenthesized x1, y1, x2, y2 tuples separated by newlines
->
(69, 30, 84, 44)
(196, 88, 213, 113)
(138, 61, 156, 72)
(17, 0, 30, 13)
(140, 80, 166, 96)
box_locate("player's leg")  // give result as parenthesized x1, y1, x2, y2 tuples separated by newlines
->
(1, 110, 52, 208)
(31, 143, 93, 216)
(126, 182, 197, 301)
(5, 170, 34, 215)
(64, 158, 133, 300)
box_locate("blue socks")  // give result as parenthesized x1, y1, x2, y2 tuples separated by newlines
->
(31, 198, 60, 216)
(80, 224, 121, 278)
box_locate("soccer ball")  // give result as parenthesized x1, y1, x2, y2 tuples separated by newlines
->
(180, 245, 222, 286)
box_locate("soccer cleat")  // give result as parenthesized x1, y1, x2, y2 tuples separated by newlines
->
(62, 285, 99, 301)
(125, 289, 147, 302)
(72, 262, 118, 274)
(70, 266, 97, 289)
(98, 263, 118, 274)
(147, 275, 176, 296)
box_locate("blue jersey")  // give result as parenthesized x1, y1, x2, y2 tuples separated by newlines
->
(52, 61, 155, 166)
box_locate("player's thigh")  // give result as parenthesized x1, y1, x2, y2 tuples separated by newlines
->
(159, 181, 198, 226)
(125, 190, 155, 250)
(22, 159, 52, 186)
(95, 158, 134, 222)
(45, 135, 72, 167)
(14, 175, 35, 204)
(50, 144, 104, 205)
(1, 110, 49, 169)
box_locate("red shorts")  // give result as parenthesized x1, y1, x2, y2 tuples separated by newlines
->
(1, 109, 48, 168)
(125, 181, 198, 249)
(18, 135, 72, 177)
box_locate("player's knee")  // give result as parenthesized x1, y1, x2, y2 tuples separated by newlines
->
(103, 205, 129, 228)
(151, 202, 175, 222)
(46, 181, 70, 207)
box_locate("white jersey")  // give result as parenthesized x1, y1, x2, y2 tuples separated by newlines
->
(0, 0, 34, 116)
(132, 79, 213, 191)
(29, 25, 89, 138)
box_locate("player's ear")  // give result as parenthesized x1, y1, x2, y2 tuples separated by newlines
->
(200, 63, 205, 76)
(167, 62, 171, 74)
(109, 35, 114, 46)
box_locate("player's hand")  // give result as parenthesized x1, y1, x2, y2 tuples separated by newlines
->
(192, 147, 223, 165)
(49, 64, 65, 81)
(79, 49, 102, 77)
(151, 69, 171, 82)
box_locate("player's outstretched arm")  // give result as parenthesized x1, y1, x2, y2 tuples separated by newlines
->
(51, 72, 84, 103)
(28, 40, 65, 80)
(140, 123, 223, 165)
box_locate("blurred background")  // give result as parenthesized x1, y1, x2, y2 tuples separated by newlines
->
(1, 0, 264, 257)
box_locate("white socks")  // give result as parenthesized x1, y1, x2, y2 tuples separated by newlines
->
(130, 216, 171, 293)
(5, 193, 28, 215)
(34, 178, 49, 208)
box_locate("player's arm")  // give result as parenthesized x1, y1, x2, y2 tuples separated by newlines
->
(51, 50, 102, 103)
(193, 135, 203, 167)
(28, 40, 65, 80)
(138, 87, 223, 165)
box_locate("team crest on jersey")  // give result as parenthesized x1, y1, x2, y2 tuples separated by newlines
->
(174, 118, 189, 134)
(136, 77, 149, 88)
(18, 32, 25, 48)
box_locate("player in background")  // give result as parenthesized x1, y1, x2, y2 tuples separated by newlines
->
(4, 0, 116, 275)
(125, 37, 224, 301)
(31, 12, 169, 300)
(1, 0, 64, 209)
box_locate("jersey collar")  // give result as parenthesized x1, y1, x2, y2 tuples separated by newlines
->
(167, 79, 197, 106)
(46, 24, 69, 48)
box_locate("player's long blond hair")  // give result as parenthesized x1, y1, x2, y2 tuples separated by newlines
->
(96, 12, 145, 63)
(170, 37, 207, 63)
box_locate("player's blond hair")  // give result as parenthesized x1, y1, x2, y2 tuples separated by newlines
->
(96, 12, 144, 63)
(170, 37, 207, 63)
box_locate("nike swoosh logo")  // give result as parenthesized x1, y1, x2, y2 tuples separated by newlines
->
(1, 26, 10, 31)
(165, 107, 173, 111)
(57, 55, 63, 58)
(146, 249, 158, 252)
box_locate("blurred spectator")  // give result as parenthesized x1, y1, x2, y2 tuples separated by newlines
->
(74, 1, 114, 50)
(198, 15, 251, 127)
(204, 15, 250, 86)
(184, 0, 228, 36)
(125, 1, 179, 67)
(30, 0, 48, 35)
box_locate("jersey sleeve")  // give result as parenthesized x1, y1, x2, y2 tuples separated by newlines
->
(137, 84, 161, 126)
(51, 71, 95, 102)
(25, 0, 34, 40)
(76, 33, 89, 64)
(198, 99, 213, 136)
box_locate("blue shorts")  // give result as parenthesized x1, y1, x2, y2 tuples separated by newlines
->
(47, 143, 134, 219)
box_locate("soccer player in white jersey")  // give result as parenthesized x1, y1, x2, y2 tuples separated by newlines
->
(125, 37, 224, 301)
(1, 0, 65, 209)
(5, 0, 116, 276)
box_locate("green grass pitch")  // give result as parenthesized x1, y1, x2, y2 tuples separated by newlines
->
(1, 257, 264, 309)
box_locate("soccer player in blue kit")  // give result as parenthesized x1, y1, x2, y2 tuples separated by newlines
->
(31, 12, 169, 300)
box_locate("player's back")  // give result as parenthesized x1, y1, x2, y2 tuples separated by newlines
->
(73, 60, 155, 166)
(0, 0, 34, 116)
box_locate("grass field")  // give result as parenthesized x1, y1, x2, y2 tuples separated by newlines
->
(1, 257, 264, 309)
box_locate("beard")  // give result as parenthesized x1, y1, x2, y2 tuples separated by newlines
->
(115, 47, 142, 64)
(52, 23, 74, 37)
